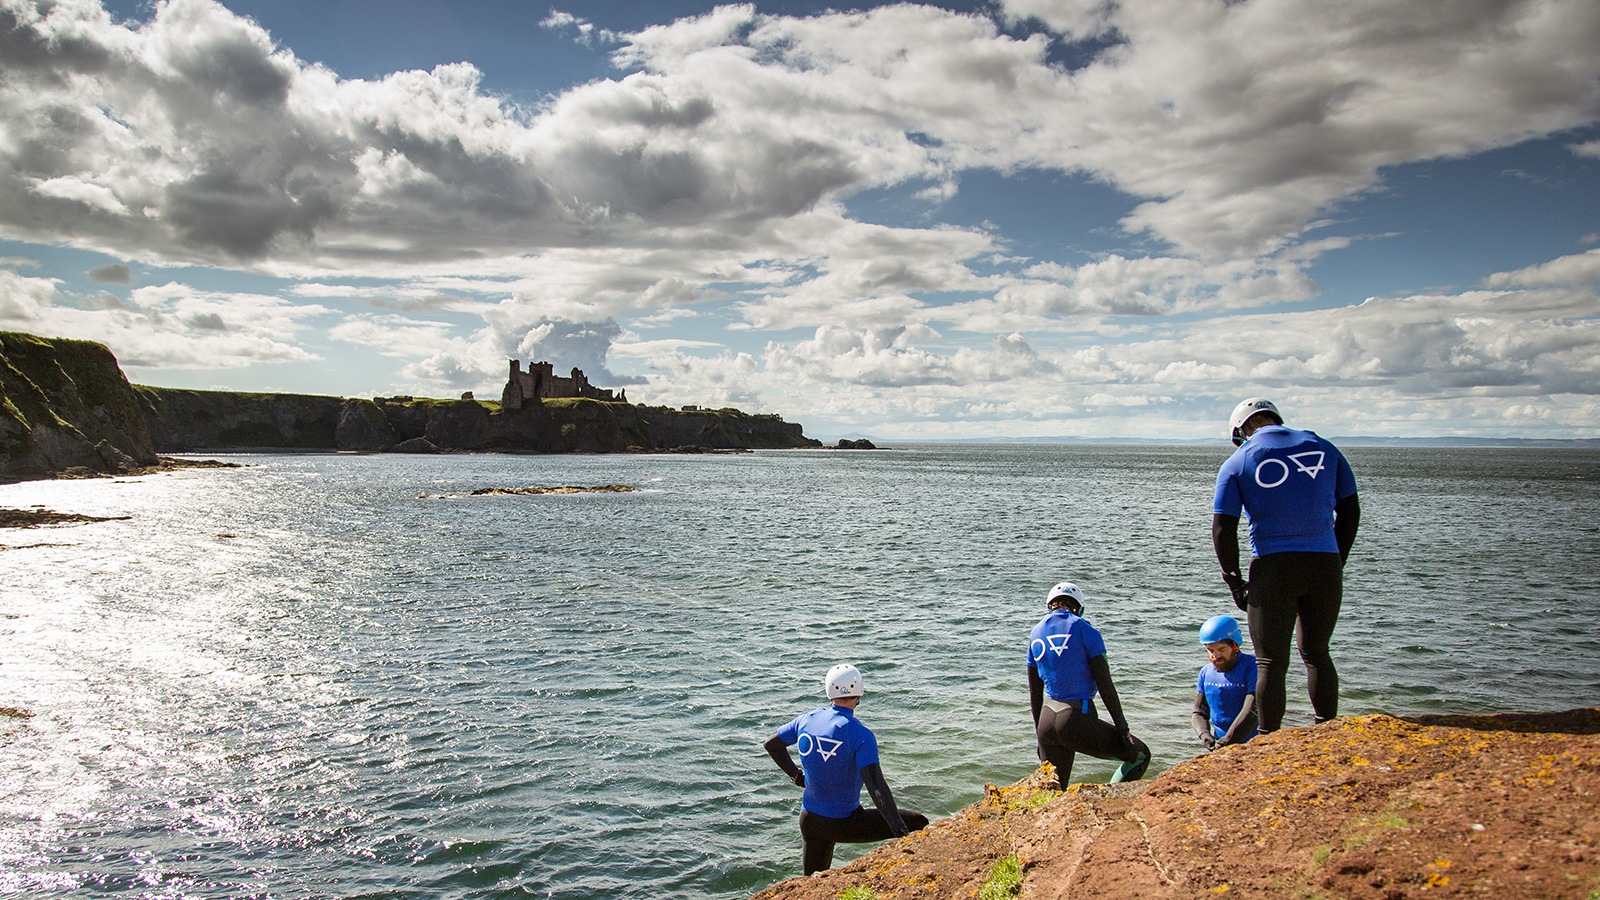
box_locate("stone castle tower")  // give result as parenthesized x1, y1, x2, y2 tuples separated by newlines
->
(501, 359, 626, 410)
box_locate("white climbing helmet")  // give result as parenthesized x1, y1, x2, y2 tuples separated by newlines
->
(1229, 398, 1283, 446)
(1045, 581, 1086, 613)
(825, 664, 864, 699)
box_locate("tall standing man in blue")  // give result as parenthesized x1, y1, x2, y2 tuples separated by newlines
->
(1213, 398, 1360, 734)
(763, 664, 929, 875)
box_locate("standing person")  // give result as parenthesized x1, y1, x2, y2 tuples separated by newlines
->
(1212, 397, 1360, 734)
(1027, 581, 1151, 787)
(763, 664, 929, 876)
(1191, 614, 1259, 750)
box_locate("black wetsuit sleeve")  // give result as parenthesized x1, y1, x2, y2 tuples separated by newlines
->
(1192, 691, 1213, 743)
(1212, 514, 1248, 607)
(764, 732, 804, 787)
(1217, 694, 1257, 746)
(1335, 493, 1360, 564)
(1087, 654, 1129, 733)
(861, 763, 910, 837)
(1027, 665, 1044, 727)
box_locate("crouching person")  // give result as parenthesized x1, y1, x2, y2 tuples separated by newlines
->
(1193, 614, 1259, 750)
(764, 663, 929, 875)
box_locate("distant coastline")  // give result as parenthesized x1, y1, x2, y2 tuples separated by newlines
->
(0, 330, 821, 483)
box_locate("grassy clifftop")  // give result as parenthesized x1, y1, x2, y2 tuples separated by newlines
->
(1, 331, 158, 482)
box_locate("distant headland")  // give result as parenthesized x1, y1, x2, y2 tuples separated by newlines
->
(0, 330, 821, 483)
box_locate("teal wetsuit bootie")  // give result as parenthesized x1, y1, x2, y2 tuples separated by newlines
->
(1110, 737, 1151, 783)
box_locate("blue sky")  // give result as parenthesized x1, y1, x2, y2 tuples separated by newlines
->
(2, 0, 1598, 440)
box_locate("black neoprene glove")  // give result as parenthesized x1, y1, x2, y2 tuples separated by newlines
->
(1223, 572, 1248, 611)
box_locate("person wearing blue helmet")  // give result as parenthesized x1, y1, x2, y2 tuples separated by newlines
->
(1213, 398, 1359, 734)
(1191, 614, 1259, 750)
(763, 663, 929, 875)
(1026, 581, 1151, 787)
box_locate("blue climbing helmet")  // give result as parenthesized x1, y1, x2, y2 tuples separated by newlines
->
(1198, 614, 1243, 646)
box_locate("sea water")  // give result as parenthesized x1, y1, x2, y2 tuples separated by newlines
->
(2, 444, 1598, 898)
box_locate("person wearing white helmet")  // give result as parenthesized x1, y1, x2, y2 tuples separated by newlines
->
(1026, 581, 1150, 787)
(1191, 614, 1259, 750)
(1212, 397, 1360, 734)
(763, 664, 929, 875)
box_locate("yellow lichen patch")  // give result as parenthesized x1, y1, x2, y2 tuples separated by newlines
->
(857, 855, 909, 881)
(1425, 872, 1450, 888)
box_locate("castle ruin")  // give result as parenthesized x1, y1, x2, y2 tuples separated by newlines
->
(501, 359, 627, 410)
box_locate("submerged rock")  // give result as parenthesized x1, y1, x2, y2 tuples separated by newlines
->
(0, 507, 131, 528)
(470, 485, 636, 495)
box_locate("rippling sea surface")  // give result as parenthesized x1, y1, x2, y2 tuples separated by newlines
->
(3, 444, 1599, 898)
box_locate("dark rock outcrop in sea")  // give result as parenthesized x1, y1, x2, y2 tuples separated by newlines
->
(2, 330, 821, 482)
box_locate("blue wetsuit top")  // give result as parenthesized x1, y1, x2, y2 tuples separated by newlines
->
(1197, 652, 1259, 741)
(1213, 424, 1358, 557)
(774, 703, 880, 818)
(1027, 609, 1107, 705)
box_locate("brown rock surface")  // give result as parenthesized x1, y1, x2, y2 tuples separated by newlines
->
(754, 710, 1600, 899)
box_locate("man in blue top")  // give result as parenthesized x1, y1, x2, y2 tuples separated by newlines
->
(1213, 398, 1360, 734)
(1191, 614, 1259, 749)
(763, 664, 928, 875)
(1027, 581, 1150, 787)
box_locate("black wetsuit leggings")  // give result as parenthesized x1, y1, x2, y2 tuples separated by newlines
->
(799, 806, 930, 875)
(1247, 551, 1342, 732)
(1035, 699, 1139, 785)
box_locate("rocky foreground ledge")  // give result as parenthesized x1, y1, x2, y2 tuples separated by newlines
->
(755, 709, 1600, 899)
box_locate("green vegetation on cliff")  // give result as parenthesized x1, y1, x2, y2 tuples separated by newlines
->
(1, 331, 158, 482)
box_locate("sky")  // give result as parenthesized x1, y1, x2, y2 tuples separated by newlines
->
(2, 0, 1599, 441)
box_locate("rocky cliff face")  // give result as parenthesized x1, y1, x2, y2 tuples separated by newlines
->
(134, 390, 819, 454)
(1, 331, 160, 482)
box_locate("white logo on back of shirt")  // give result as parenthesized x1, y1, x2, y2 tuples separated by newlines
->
(797, 732, 844, 762)
(1253, 451, 1326, 488)
(1030, 633, 1071, 661)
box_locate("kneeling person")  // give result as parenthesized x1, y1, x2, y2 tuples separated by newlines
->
(763, 664, 929, 875)
(1027, 581, 1151, 787)
(1192, 614, 1259, 750)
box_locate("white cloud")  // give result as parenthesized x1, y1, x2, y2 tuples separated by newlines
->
(1484, 247, 1600, 288)
(328, 314, 457, 358)
(0, 267, 330, 369)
